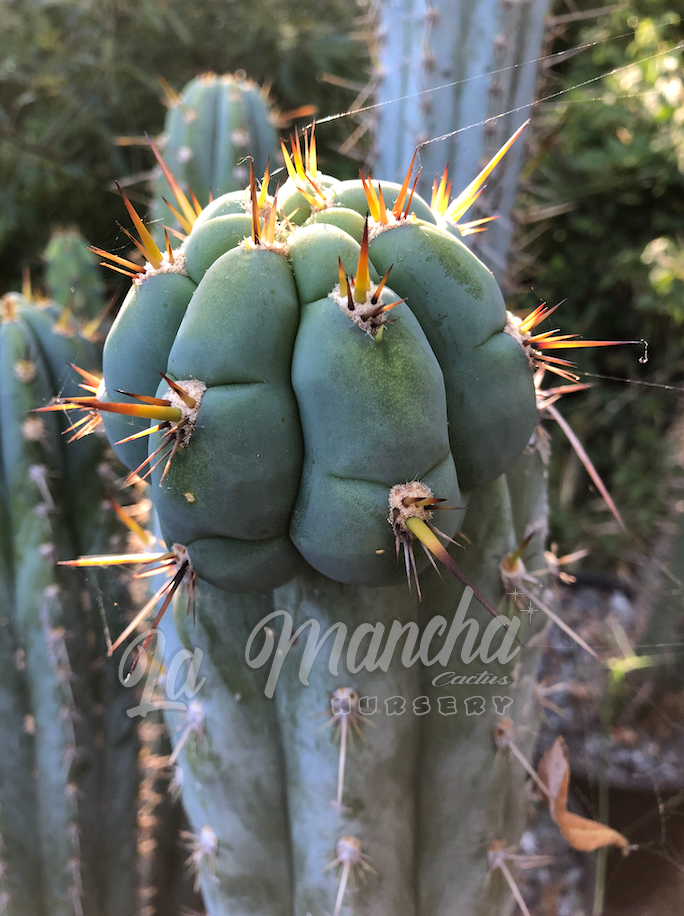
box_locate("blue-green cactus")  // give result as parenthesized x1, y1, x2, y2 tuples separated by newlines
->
(0, 292, 140, 916)
(44, 228, 107, 322)
(53, 131, 560, 916)
(151, 72, 280, 240)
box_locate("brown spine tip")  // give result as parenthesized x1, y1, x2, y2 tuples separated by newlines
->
(249, 159, 261, 245)
(371, 265, 393, 305)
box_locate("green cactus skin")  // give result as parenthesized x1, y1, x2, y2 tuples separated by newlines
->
(15, 299, 103, 500)
(102, 271, 196, 469)
(272, 575, 423, 916)
(184, 214, 254, 282)
(366, 222, 537, 489)
(0, 319, 44, 913)
(278, 176, 342, 227)
(166, 439, 548, 916)
(416, 442, 548, 916)
(287, 186, 537, 488)
(191, 191, 253, 229)
(44, 228, 106, 321)
(287, 224, 379, 304)
(75, 150, 551, 915)
(101, 177, 535, 588)
(334, 180, 436, 226)
(373, 0, 553, 281)
(303, 208, 366, 243)
(154, 244, 304, 591)
(0, 306, 90, 914)
(289, 286, 461, 584)
(0, 294, 140, 916)
(167, 586, 293, 916)
(151, 73, 279, 235)
(16, 299, 99, 399)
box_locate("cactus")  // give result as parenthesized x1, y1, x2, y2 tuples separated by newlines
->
(151, 72, 280, 240)
(51, 128, 621, 915)
(372, 0, 552, 281)
(160, 434, 549, 916)
(0, 291, 141, 916)
(44, 228, 107, 322)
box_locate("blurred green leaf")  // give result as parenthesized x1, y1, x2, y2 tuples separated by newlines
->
(0, 0, 372, 290)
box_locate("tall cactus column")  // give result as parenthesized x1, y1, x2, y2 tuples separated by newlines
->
(44, 228, 106, 322)
(151, 72, 280, 241)
(167, 588, 292, 916)
(52, 133, 579, 914)
(373, 0, 552, 279)
(165, 446, 548, 916)
(416, 442, 549, 916)
(0, 293, 140, 916)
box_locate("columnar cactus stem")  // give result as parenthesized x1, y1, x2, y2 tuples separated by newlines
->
(51, 129, 625, 915)
(417, 443, 548, 915)
(373, 0, 552, 279)
(168, 587, 292, 916)
(274, 575, 422, 916)
(44, 228, 106, 321)
(151, 72, 280, 240)
(0, 306, 89, 914)
(0, 292, 140, 915)
(164, 442, 548, 916)
(0, 394, 43, 914)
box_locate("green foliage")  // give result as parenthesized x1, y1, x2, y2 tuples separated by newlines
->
(0, 0, 371, 291)
(640, 236, 684, 321)
(511, 1, 684, 566)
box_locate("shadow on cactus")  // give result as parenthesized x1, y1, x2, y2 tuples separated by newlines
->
(45, 125, 638, 916)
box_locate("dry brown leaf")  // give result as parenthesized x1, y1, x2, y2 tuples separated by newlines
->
(556, 810, 630, 854)
(537, 734, 568, 810)
(537, 737, 630, 856)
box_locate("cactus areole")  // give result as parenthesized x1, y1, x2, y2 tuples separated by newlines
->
(71, 129, 544, 598)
